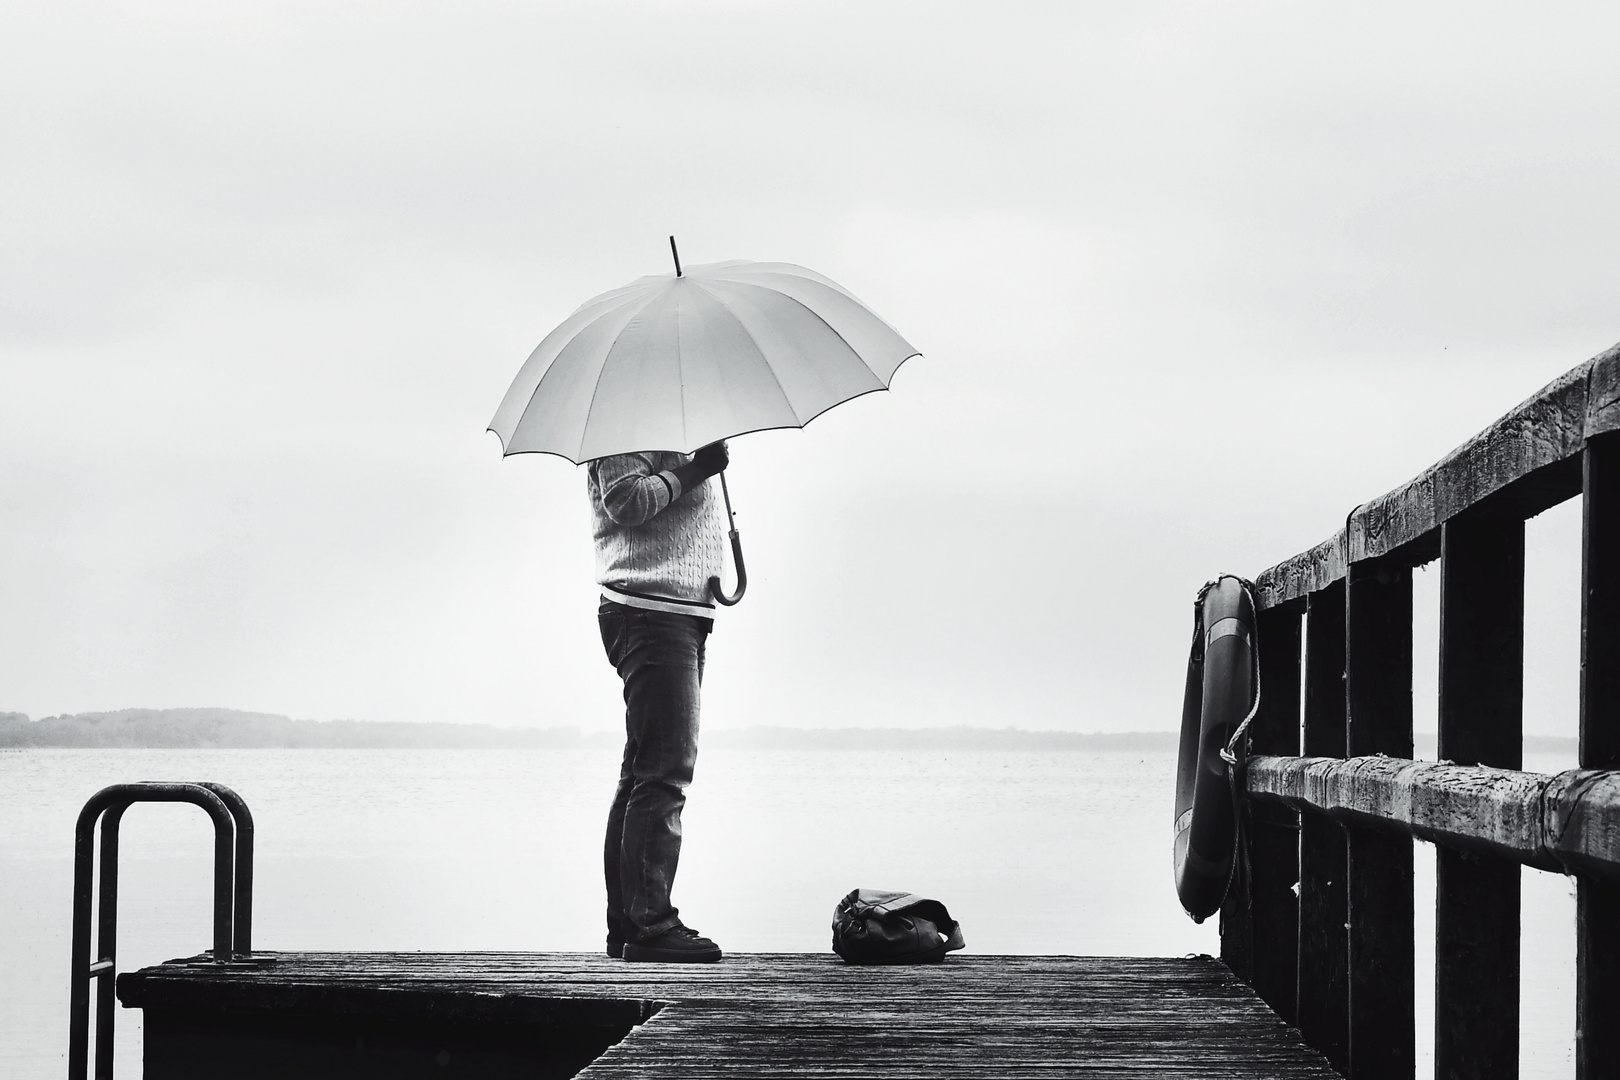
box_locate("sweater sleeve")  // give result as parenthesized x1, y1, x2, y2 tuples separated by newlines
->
(590, 454, 685, 527)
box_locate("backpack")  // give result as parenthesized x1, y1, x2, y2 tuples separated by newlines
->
(830, 888, 966, 965)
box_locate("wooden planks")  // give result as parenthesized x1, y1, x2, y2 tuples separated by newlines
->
(1255, 344, 1620, 611)
(119, 952, 1340, 1078)
(579, 957, 1339, 1078)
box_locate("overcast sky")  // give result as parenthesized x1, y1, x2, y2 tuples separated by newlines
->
(2, 1, 1614, 735)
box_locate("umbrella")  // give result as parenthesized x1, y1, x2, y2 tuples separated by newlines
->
(489, 238, 921, 604)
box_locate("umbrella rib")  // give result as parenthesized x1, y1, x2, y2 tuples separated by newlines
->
(630, 358, 923, 451)
(499, 290, 648, 457)
(688, 280, 801, 425)
(782, 351, 922, 429)
(719, 266, 870, 314)
(577, 289, 666, 461)
(744, 284, 889, 383)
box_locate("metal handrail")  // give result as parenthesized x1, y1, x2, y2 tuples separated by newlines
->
(68, 782, 257, 1080)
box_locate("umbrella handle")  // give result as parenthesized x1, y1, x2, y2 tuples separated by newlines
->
(708, 529, 747, 606)
(707, 470, 747, 606)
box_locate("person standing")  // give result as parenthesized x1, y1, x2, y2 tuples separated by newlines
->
(589, 440, 729, 963)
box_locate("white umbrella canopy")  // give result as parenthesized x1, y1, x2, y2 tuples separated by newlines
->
(488, 255, 921, 463)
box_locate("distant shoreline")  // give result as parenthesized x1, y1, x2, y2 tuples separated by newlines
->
(0, 707, 1182, 751)
(0, 708, 1580, 754)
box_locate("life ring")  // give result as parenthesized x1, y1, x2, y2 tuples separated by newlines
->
(1173, 575, 1258, 923)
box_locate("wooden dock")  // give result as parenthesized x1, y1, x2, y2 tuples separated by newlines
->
(118, 951, 1337, 1078)
(84, 349, 1620, 1079)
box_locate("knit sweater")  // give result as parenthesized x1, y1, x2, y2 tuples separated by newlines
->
(587, 451, 725, 617)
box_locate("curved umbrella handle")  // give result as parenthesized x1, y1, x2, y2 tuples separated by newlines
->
(708, 528, 747, 606)
(707, 469, 746, 605)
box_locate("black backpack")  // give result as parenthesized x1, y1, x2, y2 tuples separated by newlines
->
(830, 889, 966, 965)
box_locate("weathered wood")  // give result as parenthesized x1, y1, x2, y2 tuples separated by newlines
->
(1254, 344, 1620, 611)
(1344, 562, 1414, 1080)
(1592, 349, 1620, 438)
(1250, 605, 1302, 1025)
(119, 952, 1342, 1078)
(1296, 583, 1348, 1073)
(1579, 434, 1620, 1079)
(1434, 514, 1524, 1080)
(1246, 756, 1620, 879)
(1349, 362, 1593, 565)
(1257, 532, 1348, 614)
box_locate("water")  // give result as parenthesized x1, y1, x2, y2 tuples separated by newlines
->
(0, 747, 1578, 1077)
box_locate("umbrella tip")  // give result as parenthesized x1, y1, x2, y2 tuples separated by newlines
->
(669, 235, 683, 277)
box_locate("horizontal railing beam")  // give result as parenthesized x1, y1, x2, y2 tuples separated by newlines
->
(1255, 344, 1620, 611)
(1245, 754, 1620, 881)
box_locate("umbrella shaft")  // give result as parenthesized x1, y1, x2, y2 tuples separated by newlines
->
(717, 470, 736, 531)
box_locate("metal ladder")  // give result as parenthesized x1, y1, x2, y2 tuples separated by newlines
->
(68, 782, 260, 1080)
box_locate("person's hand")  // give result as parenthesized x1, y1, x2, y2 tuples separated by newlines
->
(671, 441, 729, 498)
(691, 440, 729, 479)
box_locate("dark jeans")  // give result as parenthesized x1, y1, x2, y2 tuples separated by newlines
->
(598, 600, 711, 944)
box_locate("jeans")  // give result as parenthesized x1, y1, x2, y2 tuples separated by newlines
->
(598, 600, 711, 943)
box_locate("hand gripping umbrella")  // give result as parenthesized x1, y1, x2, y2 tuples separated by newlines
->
(489, 238, 920, 605)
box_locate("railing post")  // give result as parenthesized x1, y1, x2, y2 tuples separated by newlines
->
(1436, 515, 1523, 1080)
(1298, 580, 1349, 1073)
(1579, 434, 1620, 1080)
(1251, 603, 1302, 1024)
(1221, 603, 1301, 997)
(1345, 559, 1414, 1080)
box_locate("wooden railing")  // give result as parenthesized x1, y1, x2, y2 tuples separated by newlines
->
(1218, 344, 1620, 1079)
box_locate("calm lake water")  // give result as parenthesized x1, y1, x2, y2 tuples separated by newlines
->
(0, 747, 1579, 1077)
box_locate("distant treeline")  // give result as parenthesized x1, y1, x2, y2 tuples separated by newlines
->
(0, 709, 591, 749)
(0, 708, 1179, 751)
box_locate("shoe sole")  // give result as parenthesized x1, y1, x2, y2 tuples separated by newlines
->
(623, 944, 722, 964)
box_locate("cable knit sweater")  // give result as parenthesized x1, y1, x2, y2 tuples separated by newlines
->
(587, 451, 725, 617)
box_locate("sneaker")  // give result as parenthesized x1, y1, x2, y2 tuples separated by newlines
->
(623, 925, 722, 964)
